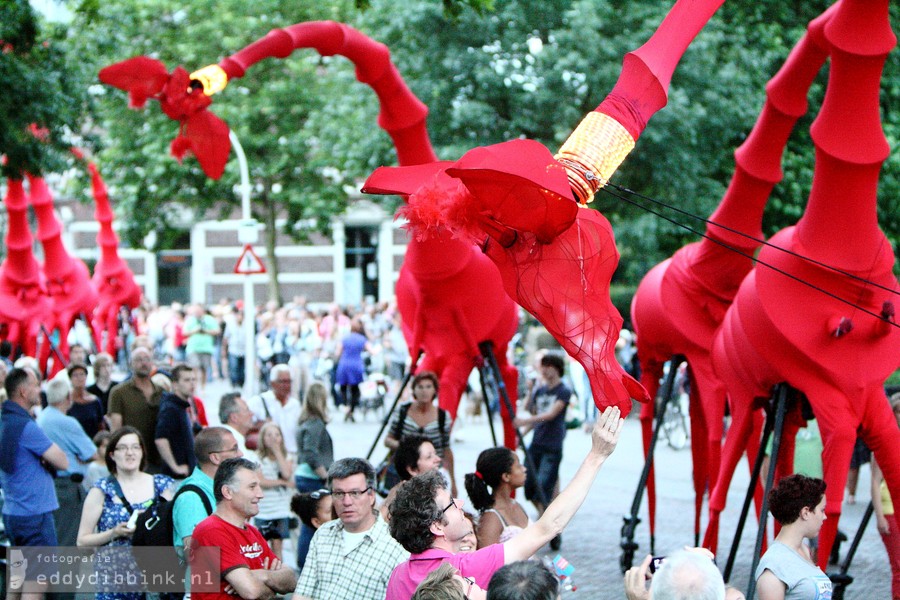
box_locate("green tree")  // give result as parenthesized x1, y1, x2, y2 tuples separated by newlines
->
(0, 0, 91, 178)
(68, 0, 357, 302)
(16, 0, 897, 302)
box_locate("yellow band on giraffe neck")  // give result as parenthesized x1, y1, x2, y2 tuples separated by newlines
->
(189, 64, 229, 96)
(555, 112, 635, 204)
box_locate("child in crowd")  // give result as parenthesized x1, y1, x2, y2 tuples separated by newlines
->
(291, 489, 333, 572)
(255, 422, 296, 560)
(83, 431, 111, 491)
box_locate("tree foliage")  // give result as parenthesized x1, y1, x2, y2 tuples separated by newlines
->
(0, 0, 91, 178)
(3, 0, 898, 298)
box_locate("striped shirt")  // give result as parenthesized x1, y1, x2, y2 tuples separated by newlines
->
(389, 402, 453, 457)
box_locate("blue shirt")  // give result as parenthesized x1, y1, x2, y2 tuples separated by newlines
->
(173, 467, 216, 548)
(0, 412, 57, 516)
(36, 406, 96, 477)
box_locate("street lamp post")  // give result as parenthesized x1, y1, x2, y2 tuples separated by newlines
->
(230, 130, 259, 399)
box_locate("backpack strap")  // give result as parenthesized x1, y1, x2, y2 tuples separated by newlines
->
(256, 394, 273, 420)
(390, 402, 411, 440)
(173, 484, 213, 516)
(107, 477, 133, 513)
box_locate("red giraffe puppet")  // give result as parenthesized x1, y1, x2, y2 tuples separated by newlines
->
(97, 22, 522, 448)
(365, 0, 731, 416)
(704, 0, 900, 570)
(88, 162, 142, 357)
(0, 179, 52, 358)
(28, 173, 100, 376)
(629, 7, 833, 549)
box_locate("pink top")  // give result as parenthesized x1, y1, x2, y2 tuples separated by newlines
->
(385, 544, 505, 600)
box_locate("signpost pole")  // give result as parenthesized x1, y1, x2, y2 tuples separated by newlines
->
(230, 131, 259, 399)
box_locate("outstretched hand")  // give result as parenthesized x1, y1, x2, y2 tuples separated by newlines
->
(591, 406, 624, 459)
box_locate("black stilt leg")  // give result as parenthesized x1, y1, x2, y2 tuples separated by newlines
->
(620, 355, 685, 573)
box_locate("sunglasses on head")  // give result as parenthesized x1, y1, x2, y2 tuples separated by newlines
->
(310, 488, 331, 500)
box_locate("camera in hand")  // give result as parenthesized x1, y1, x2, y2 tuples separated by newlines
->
(649, 556, 666, 574)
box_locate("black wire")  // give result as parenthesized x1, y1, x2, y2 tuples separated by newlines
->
(598, 184, 899, 329)
(605, 182, 900, 298)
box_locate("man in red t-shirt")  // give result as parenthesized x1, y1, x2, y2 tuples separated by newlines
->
(190, 457, 297, 599)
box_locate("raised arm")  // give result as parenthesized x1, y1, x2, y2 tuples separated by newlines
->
(504, 406, 623, 562)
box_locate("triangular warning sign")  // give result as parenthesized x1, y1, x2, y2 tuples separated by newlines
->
(234, 244, 266, 274)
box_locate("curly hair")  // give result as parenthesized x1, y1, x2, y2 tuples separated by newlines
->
(464, 447, 516, 512)
(389, 470, 446, 554)
(395, 434, 432, 481)
(768, 473, 827, 525)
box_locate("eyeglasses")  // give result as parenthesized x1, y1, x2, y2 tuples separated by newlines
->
(211, 445, 240, 454)
(310, 488, 331, 500)
(331, 487, 372, 500)
(114, 444, 142, 454)
(440, 497, 460, 515)
(462, 576, 476, 599)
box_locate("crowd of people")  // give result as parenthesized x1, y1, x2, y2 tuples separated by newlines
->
(108, 297, 409, 409)
(0, 296, 896, 600)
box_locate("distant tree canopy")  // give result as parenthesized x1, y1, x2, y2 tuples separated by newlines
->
(2, 0, 898, 291)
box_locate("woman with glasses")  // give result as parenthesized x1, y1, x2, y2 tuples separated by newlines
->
(76, 426, 174, 599)
(295, 382, 334, 492)
(411, 562, 487, 600)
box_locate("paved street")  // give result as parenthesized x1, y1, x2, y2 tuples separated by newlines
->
(199, 379, 890, 599)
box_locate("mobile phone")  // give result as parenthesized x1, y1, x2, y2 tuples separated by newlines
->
(126, 510, 141, 529)
(649, 556, 666, 574)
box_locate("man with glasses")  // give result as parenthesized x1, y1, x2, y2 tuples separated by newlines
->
(248, 364, 301, 455)
(293, 458, 408, 600)
(173, 427, 243, 597)
(386, 406, 624, 600)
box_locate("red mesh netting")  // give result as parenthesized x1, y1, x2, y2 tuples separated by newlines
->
(482, 209, 649, 415)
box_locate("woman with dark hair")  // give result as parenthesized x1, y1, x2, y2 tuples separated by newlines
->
(464, 447, 530, 548)
(385, 371, 456, 495)
(67, 362, 105, 438)
(755, 473, 832, 599)
(381, 434, 443, 521)
(76, 426, 174, 599)
(334, 318, 370, 422)
(394, 434, 443, 482)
